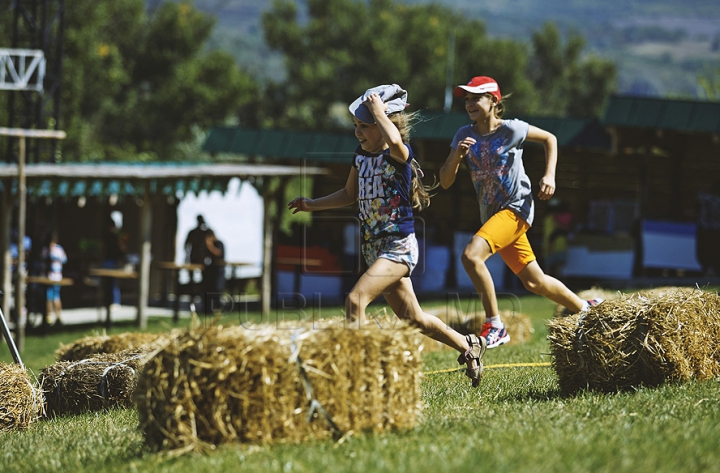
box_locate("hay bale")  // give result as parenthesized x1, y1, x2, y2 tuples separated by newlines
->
(135, 322, 424, 451)
(0, 363, 44, 431)
(427, 307, 533, 346)
(39, 350, 147, 416)
(553, 286, 621, 317)
(452, 310, 533, 345)
(636, 285, 690, 298)
(547, 288, 720, 394)
(56, 331, 173, 361)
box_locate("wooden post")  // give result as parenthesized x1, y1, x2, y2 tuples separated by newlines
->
(261, 191, 273, 318)
(136, 183, 152, 329)
(1, 185, 13, 332)
(0, 127, 66, 357)
(15, 136, 26, 351)
(259, 177, 290, 319)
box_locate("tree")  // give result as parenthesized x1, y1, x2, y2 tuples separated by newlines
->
(2, 0, 258, 162)
(528, 23, 617, 117)
(261, 0, 616, 129)
(261, 0, 535, 130)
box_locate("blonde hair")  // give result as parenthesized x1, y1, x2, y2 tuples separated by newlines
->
(388, 111, 437, 210)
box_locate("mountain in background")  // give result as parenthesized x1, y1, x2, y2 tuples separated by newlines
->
(184, 0, 720, 99)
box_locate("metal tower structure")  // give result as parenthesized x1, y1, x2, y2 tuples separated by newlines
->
(5, 0, 65, 163)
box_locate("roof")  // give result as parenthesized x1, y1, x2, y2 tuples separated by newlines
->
(415, 112, 611, 149)
(203, 112, 611, 161)
(203, 128, 359, 162)
(0, 162, 328, 200)
(602, 95, 720, 134)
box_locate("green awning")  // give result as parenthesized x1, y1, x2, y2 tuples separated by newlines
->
(203, 128, 358, 162)
(0, 162, 328, 201)
(203, 112, 612, 160)
(602, 95, 720, 134)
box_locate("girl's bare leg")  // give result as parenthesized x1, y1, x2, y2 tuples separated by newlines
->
(383, 275, 468, 352)
(461, 235, 500, 319)
(350, 258, 484, 385)
(516, 260, 584, 312)
(345, 257, 407, 326)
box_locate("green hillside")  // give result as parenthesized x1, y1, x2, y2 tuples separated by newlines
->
(189, 0, 720, 98)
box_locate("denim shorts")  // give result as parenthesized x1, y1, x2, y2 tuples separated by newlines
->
(46, 284, 61, 301)
(362, 233, 419, 276)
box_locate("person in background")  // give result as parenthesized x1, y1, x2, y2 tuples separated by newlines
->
(10, 229, 32, 275)
(185, 215, 210, 265)
(41, 231, 67, 325)
(440, 76, 602, 349)
(102, 217, 127, 307)
(202, 228, 226, 314)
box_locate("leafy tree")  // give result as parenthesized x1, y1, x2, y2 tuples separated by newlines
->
(261, 1, 616, 125)
(261, 0, 534, 130)
(2, 0, 258, 162)
(528, 23, 616, 117)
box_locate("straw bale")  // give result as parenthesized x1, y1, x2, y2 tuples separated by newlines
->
(135, 321, 424, 451)
(40, 350, 148, 416)
(547, 288, 720, 394)
(636, 286, 692, 298)
(454, 310, 533, 345)
(427, 307, 533, 346)
(56, 331, 175, 361)
(0, 363, 44, 431)
(553, 286, 622, 317)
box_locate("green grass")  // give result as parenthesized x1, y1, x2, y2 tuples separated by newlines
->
(1, 295, 719, 473)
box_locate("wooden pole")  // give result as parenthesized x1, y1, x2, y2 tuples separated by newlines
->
(1, 186, 13, 325)
(15, 135, 26, 352)
(0, 127, 66, 358)
(261, 191, 273, 318)
(136, 183, 152, 329)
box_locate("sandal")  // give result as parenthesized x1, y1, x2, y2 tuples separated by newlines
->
(457, 334, 486, 387)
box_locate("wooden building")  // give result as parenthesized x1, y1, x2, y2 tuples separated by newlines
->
(0, 161, 327, 333)
(203, 95, 720, 293)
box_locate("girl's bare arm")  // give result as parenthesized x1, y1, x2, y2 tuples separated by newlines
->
(288, 167, 359, 213)
(526, 125, 557, 201)
(439, 137, 475, 189)
(365, 94, 409, 164)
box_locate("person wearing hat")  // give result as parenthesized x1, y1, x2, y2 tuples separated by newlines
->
(289, 84, 487, 388)
(439, 76, 602, 348)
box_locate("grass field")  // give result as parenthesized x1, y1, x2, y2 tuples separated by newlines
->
(1, 294, 719, 473)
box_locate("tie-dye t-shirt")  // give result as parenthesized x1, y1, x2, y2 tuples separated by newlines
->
(450, 119, 535, 226)
(353, 144, 415, 242)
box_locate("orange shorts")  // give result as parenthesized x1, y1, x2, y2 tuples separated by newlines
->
(475, 209, 536, 274)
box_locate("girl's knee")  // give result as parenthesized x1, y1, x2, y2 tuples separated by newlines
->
(522, 276, 545, 294)
(461, 248, 482, 269)
(345, 291, 362, 312)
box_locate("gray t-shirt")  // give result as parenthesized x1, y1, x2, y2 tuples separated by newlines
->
(450, 119, 534, 226)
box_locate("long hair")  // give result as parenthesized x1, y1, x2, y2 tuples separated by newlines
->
(388, 110, 438, 210)
(487, 92, 511, 118)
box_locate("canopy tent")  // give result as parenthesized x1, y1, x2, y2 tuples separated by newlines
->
(0, 161, 328, 344)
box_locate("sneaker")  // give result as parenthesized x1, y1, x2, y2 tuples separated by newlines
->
(559, 298, 604, 317)
(483, 324, 510, 349)
(457, 334, 486, 388)
(580, 298, 604, 313)
(480, 321, 492, 338)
